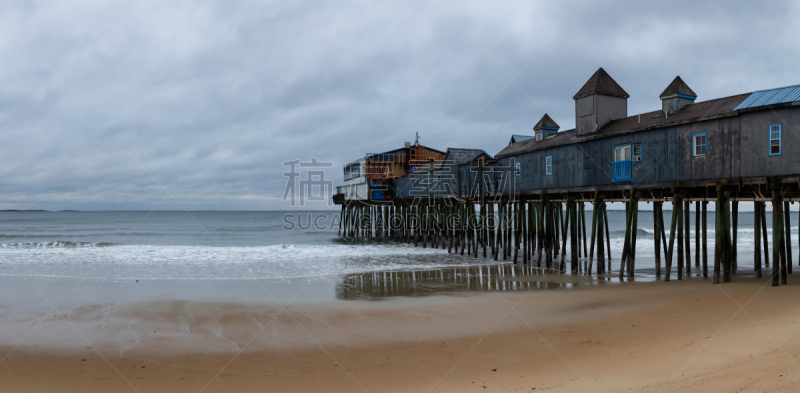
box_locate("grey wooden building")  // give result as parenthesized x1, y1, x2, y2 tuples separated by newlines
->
(333, 67, 800, 286)
(490, 68, 798, 196)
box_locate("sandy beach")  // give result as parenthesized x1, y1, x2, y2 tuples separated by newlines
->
(1, 272, 798, 392)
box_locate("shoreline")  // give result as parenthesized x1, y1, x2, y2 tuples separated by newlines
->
(1, 274, 798, 392)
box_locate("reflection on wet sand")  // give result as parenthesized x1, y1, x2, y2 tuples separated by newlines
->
(336, 263, 609, 300)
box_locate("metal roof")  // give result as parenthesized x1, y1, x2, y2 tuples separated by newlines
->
(734, 84, 800, 111)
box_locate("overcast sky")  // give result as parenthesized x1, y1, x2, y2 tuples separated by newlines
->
(0, 0, 797, 211)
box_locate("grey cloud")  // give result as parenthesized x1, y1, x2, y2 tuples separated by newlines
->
(0, 0, 797, 210)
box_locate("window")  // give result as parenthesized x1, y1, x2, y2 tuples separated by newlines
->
(545, 156, 552, 176)
(613, 144, 631, 162)
(514, 161, 521, 177)
(535, 132, 543, 141)
(692, 133, 707, 156)
(769, 124, 782, 156)
(632, 143, 642, 163)
(344, 164, 361, 181)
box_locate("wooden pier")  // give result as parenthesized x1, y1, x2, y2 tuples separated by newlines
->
(334, 68, 800, 286)
(336, 178, 797, 286)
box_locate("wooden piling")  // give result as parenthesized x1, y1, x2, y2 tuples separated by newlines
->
(413, 203, 419, 247)
(528, 201, 535, 262)
(761, 200, 770, 268)
(603, 203, 612, 272)
(564, 202, 571, 272)
(654, 201, 662, 277)
(596, 200, 606, 275)
(589, 193, 599, 274)
(422, 203, 428, 248)
(481, 202, 487, 258)
(575, 202, 582, 260)
(582, 202, 588, 260)
(677, 194, 684, 281)
(338, 205, 345, 235)
(547, 201, 555, 268)
(460, 204, 467, 256)
(554, 203, 561, 256)
(783, 200, 792, 274)
(570, 200, 579, 274)
(537, 200, 545, 267)
(620, 198, 632, 278)
(665, 196, 679, 282)
(684, 199, 691, 275)
(732, 199, 738, 274)
(513, 199, 520, 264)
(778, 191, 787, 285)
(522, 199, 529, 264)
(722, 194, 732, 283)
(493, 201, 501, 260)
(754, 198, 763, 278)
(578, 202, 584, 260)
(695, 201, 700, 268)
(714, 189, 722, 284)
(702, 201, 708, 278)
(629, 195, 639, 279)
(502, 200, 508, 260)
(772, 189, 780, 286)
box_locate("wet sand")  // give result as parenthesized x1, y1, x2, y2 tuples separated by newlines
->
(1, 272, 799, 392)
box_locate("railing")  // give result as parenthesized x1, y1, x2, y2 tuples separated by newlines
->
(611, 160, 633, 183)
(366, 153, 406, 163)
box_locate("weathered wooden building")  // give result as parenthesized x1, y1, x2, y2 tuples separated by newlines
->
(334, 67, 800, 286)
(336, 135, 445, 202)
(491, 69, 796, 193)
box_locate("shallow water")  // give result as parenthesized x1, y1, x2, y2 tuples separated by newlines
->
(0, 210, 792, 300)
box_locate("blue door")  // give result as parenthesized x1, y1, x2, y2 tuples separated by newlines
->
(611, 144, 633, 183)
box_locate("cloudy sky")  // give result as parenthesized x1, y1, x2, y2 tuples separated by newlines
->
(0, 0, 797, 210)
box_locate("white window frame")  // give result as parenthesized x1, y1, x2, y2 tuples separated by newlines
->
(769, 124, 782, 156)
(514, 161, 521, 177)
(692, 133, 707, 157)
(545, 156, 552, 176)
(613, 144, 631, 162)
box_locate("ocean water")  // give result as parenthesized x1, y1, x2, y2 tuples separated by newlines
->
(0, 210, 793, 282)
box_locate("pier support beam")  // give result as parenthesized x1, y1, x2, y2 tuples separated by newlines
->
(732, 199, 739, 274)
(654, 201, 663, 277)
(777, 189, 788, 285)
(784, 200, 792, 274)
(596, 199, 606, 275)
(772, 188, 781, 286)
(620, 194, 633, 278)
(677, 193, 684, 281)
(714, 188, 722, 284)
(570, 199, 579, 274)
(604, 203, 612, 273)
(722, 192, 732, 283)
(695, 201, 700, 269)
(589, 193, 599, 274)
(702, 201, 708, 278)
(761, 200, 770, 268)
(754, 199, 763, 278)
(684, 199, 691, 276)
(581, 202, 588, 261)
(629, 194, 639, 279)
(665, 194, 680, 282)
